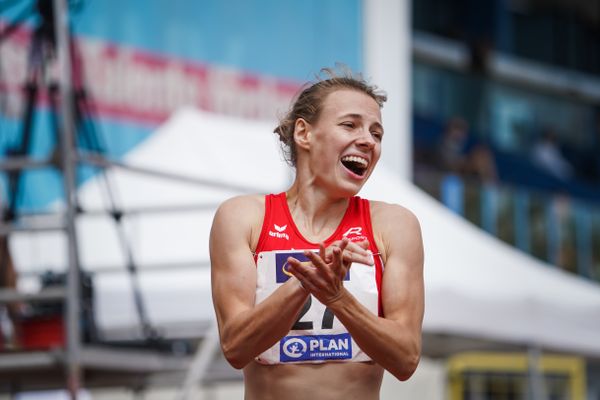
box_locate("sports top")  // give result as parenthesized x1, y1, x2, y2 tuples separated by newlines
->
(253, 192, 384, 364)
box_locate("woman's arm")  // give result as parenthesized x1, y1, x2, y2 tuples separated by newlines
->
(287, 202, 424, 380)
(210, 195, 309, 369)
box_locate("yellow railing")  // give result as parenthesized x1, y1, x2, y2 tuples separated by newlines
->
(447, 352, 586, 400)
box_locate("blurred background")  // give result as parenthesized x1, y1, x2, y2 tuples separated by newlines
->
(0, 0, 599, 398)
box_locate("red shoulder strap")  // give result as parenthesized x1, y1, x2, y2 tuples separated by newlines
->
(359, 197, 384, 317)
(254, 193, 274, 258)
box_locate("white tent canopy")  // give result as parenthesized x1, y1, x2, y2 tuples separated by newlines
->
(11, 108, 600, 357)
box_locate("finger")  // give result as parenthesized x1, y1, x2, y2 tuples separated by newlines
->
(287, 257, 310, 280)
(287, 258, 319, 291)
(356, 239, 370, 250)
(332, 246, 346, 277)
(338, 237, 350, 253)
(329, 240, 366, 265)
(319, 242, 327, 262)
(333, 238, 352, 268)
(342, 239, 374, 266)
(287, 268, 314, 293)
(342, 250, 374, 266)
(323, 243, 334, 263)
(337, 238, 350, 269)
(304, 250, 328, 269)
(341, 251, 356, 265)
(325, 252, 333, 263)
(296, 253, 334, 290)
(333, 246, 343, 264)
(304, 251, 337, 284)
(343, 240, 369, 256)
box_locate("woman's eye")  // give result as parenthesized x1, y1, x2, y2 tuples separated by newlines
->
(341, 122, 354, 128)
(372, 132, 383, 140)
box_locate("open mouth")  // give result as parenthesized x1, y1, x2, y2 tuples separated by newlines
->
(341, 155, 369, 177)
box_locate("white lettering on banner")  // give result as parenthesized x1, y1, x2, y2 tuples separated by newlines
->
(0, 24, 28, 117)
(0, 25, 300, 122)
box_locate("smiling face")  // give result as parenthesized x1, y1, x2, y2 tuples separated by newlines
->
(294, 88, 384, 197)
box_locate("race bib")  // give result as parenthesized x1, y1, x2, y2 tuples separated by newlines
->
(255, 249, 378, 364)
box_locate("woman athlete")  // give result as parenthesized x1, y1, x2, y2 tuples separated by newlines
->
(210, 69, 424, 400)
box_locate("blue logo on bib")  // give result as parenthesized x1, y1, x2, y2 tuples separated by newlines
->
(275, 252, 309, 283)
(280, 333, 352, 362)
(275, 251, 350, 283)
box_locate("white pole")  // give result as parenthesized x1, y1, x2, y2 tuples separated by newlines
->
(176, 323, 220, 400)
(364, 0, 412, 181)
(528, 346, 548, 400)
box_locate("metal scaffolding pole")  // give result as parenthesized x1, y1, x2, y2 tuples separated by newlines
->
(52, 0, 81, 397)
(78, 153, 269, 194)
(0, 156, 53, 172)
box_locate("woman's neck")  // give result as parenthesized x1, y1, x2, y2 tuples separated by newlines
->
(285, 181, 350, 241)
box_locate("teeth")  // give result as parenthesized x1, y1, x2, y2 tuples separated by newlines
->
(341, 155, 368, 167)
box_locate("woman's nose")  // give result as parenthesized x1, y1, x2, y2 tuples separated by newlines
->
(356, 129, 376, 149)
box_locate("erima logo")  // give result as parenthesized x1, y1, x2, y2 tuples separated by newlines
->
(269, 223, 289, 240)
(274, 224, 287, 232)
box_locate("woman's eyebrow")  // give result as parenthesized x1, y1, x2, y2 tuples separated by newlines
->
(338, 113, 362, 120)
(338, 113, 384, 131)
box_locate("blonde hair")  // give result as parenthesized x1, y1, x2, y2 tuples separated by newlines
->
(274, 67, 387, 167)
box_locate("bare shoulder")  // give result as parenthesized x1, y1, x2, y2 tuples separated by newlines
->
(211, 194, 266, 249)
(214, 194, 265, 221)
(368, 200, 422, 262)
(369, 200, 421, 233)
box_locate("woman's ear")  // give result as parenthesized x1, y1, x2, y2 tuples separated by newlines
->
(294, 118, 311, 151)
